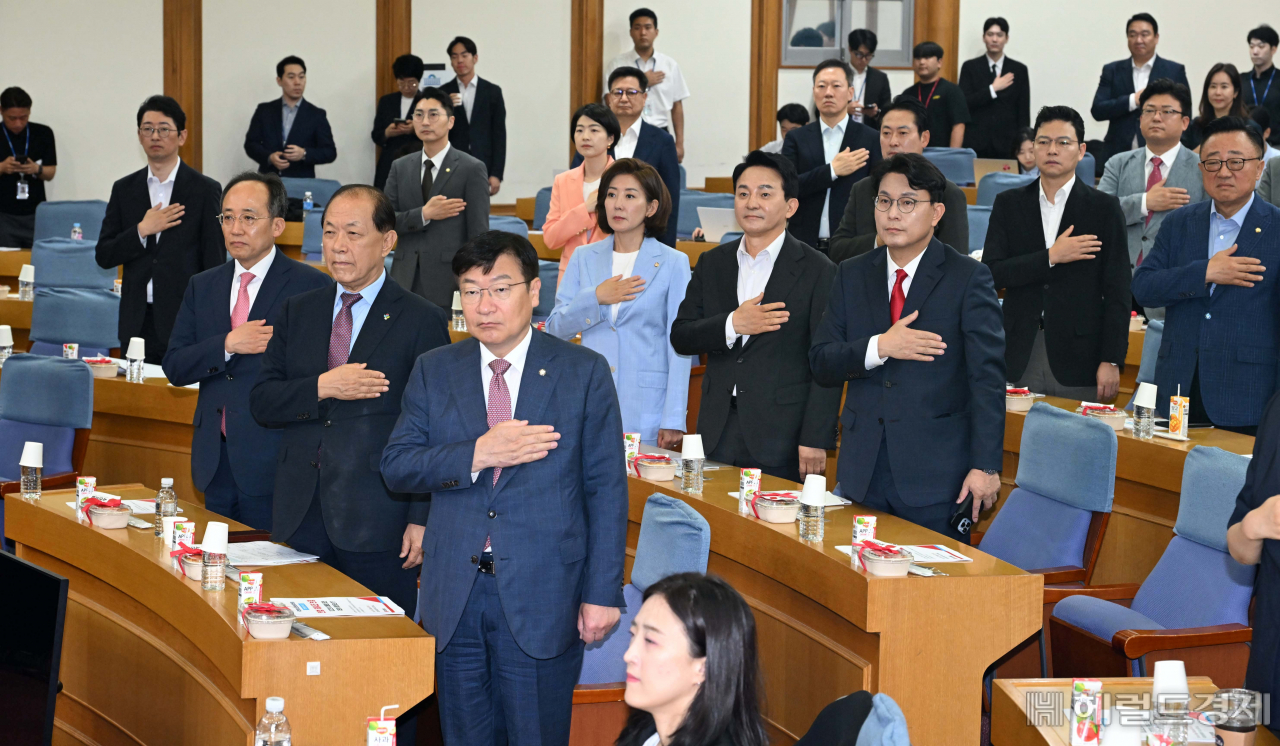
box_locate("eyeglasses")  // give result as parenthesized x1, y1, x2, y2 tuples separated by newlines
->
(610, 88, 643, 99)
(874, 196, 932, 213)
(852, 50, 874, 62)
(139, 125, 178, 138)
(1141, 106, 1183, 118)
(412, 109, 448, 122)
(1127, 30, 1154, 40)
(217, 214, 266, 228)
(459, 281, 529, 305)
(1034, 137, 1079, 149)
(1200, 157, 1262, 172)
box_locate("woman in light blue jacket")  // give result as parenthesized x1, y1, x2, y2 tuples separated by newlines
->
(546, 158, 692, 449)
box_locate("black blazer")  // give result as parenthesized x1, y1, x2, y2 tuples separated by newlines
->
(162, 252, 331, 496)
(244, 98, 338, 179)
(859, 67, 893, 129)
(371, 92, 421, 190)
(249, 276, 450, 551)
(810, 239, 1005, 507)
(95, 162, 224, 349)
(572, 120, 681, 247)
(780, 116, 882, 248)
(829, 175, 969, 263)
(670, 233, 841, 465)
(983, 179, 1131, 386)
(1090, 56, 1189, 161)
(958, 56, 1030, 159)
(441, 77, 508, 182)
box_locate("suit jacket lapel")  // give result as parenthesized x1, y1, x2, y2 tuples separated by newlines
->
(213, 261, 235, 337)
(864, 247, 892, 332)
(743, 236, 803, 351)
(491, 332, 560, 498)
(1231, 198, 1271, 261)
(614, 238, 663, 324)
(429, 148, 460, 198)
(347, 277, 403, 364)
(899, 239, 946, 318)
(471, 79, 487, 125)
(247, 251, 295, 321)
(449, 340, 490, 443)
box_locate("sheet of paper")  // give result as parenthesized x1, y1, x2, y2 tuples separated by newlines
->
(728, 490, 851, 507)
(835, 543, 972, 563)
(224, 541, 319, 567)
(271, 596, 404, 618)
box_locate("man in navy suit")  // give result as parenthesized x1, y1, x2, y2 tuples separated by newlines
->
(1090, 14, 1189, 163)
(810, 154, 1005, 541)
(1133, 117, 1280, 435)
(244, 56, 337, 179)
(382, 231, 627, 745)
(162, 172, 330, 530)
(573, 66, 681, 247)
(782, 58, 881, 253)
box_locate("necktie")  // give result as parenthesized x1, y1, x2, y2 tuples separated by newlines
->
(889, 269, 908, 324)
(421, 159, 435, 205)
(1138, 156, 1164, 266)
(222, 271, 255, 435)
(992, 63, 998, 79)
(327, 292, 362, 371)
(484, 358, 513, 552)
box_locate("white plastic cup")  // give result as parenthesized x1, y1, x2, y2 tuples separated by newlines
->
(18, 264, 34, 283)
(126, 337, 146, 360)
(19, 441, 43, 468)
(681, 433, 705, 460)
(800, 473, 827, 506)
(1134, 382, 1158, 410)
(1152, 660, 1190, 716)
(452, 291, 463, 310)
(202, 521, 229, 554)
(162, 515, 182, 547)
(0, 325, 13, 346)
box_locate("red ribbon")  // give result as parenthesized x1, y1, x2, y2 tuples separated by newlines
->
(1081, 405, 1118, 417)
(80, 497, 122, 527)
(1006, 388, 1030, 395)
(169, 542, 203, 578)
(750, 491, 798, 520)
(851, 539, 910, 567)
(631, 454, 672, 478)
(240, 602, 290, 628)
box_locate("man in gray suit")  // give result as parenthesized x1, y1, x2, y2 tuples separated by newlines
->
(1098, 79, 1206, 318)
(1261, 155, 1280, 208)
(385, 87, 490, 309)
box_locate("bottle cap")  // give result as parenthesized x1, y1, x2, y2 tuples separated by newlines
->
(73, 222, 81, 227)
(126, 337, 146, 360)
(18, 264, 34, 283)
(161, 478, 174, 488)
(1134, 382, 1158, 410)
(0, 325, 13, 346)
(452, 290, 463, 310)
(266, 696, 285, 713)
(800, 474, 827, 506)
(202, 521, 229, 554)
(681, 433, 705, 460)
(19, 441, 43, 468)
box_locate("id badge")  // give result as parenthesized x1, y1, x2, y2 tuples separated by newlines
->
(16, 180, 29, 200)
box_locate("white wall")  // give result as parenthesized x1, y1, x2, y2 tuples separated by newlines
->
(6, 0, 163, 201)
(602, 0, 751, 189)
(203, 0, 376, 189)
(776, 67, 915, 141)
(412, 0, 571, 201)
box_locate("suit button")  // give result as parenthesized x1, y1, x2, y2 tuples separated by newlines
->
(471, 555, 479, 564)
(1205, 313, 1212, 320)
(488, 510, 496, 519)
(586, 318, 592, 324)
(226, 374, 233, 380)
(883, 380, 893, 388)
(610, 366, 616, 373)
(1043, 284, 1049, 290)
(878, 418, 884, 425)
(736, 358, 744, 363)
(208, 367, 217, 373)
(309, 460, 318, 468)
(324, 420, 331, 427)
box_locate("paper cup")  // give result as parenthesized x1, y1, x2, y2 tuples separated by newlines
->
(0, 325, 13, 346)
(681, 433, 705, 460)
(19, 441, 43, 468)
(18, 264, 34, 283)
(1134, 382, 1158, 410)
(126, 337, 146, 360)
(202, 521, 229, 554)
(162, 516, 182, 547)
(800, 474, 827, 506)
(452, 290, 463, 310)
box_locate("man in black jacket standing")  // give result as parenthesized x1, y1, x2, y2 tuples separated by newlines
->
(983, 106, 1130, 401)
(959, 17, 1030, 159)
(441, 37, 507, 197)
(671, 151, 840, 483)
(847, 29, 893, 129)
(96, 95, 224, 362)
(244, 56, 338, 179)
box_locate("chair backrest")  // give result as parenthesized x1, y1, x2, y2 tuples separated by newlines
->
(33, 200, 108, 244)
(1077, 153, 1097, 186)
(30, 287, 121, 350)
(489, 215, 530, 239)
(977, 172, 1036, 206)
(677, 191, 734, 238)
(532, 260, 558, 319)
(679, 164, 687, 191)
(28, 341, 112, 360)
(795, 691, 873, 746)
(630, 493, 712, 592)
(32, 237, 117, 289)
(301, 209, 323, 259)
(280, 177, 342, 207)
(923, 147, 978, 186)
(533, 186, 553, 230)
(1131, 447, 1255, 628)
(967, 205, 992, 253)
(0, 354, 93, 480)
(856, 693, 911, 746)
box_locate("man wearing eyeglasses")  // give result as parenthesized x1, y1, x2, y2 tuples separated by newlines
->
(1091, 13, 1189, 163)
(161, 172, 330, 530)
(1133, 117, 1280, 435)
(96, 95, 224, 363)
(846, 29, 892, 129)
(604, 8, 690, 162)
(983, 106, 1130, 402)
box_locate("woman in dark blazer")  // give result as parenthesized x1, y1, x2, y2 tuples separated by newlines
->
(614, 573, 770, 746)
(371, 55, 424, 189)
(1183, 63, 1248, 152)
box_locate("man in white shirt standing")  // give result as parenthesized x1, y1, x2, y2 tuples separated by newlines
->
(1090, 13, 1189, 162)
(605, 8, 691, 162)
(442, 37, 507, 197)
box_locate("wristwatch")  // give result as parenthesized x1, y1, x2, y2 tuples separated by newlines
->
(981, 468, 1000, 476)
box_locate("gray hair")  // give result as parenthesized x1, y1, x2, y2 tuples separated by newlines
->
(222, 171, 289, 220)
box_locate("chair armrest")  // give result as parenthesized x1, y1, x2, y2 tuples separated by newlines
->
(1043, 583, 1141, 604)
(0, 471, 79, 495)
(1032, 566, 1087, 584)
(1112, 624, 1252, 659)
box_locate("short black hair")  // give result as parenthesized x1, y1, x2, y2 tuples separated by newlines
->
(1034, 105, 1086, 144)
(571, 103, 621, 148)
(412, 87, 454, 115)
(223, 171, 289, 220)
(983, 17, 1009, 34)
(1250, 105, 1272, 134)
(813, 59, 854, 85)
(629, 8, 657, 27)
(0, 87, 31, 110)
(1200, 115, 1267, 157)
(1012, 126, 1036, 157)
(324, 184, 396, 234)
(871, 153, 946, 205)
(136, 95, 186, 131)
(1139, 78, 1193, 120)
(732, 150, 799, 202)
(790, 28, 824, 48)
(276, 55, 306, 78)
(776, 103, 809, 126)
(1127, 13, 1158, 35)
(848, 28, 878, 54)
(816, 21, 836, 39)
(880, 96, 929, 135)
(392, 54, 424, 80)
(913, 41, 944, 60)
(1249, 25, 1280, 48)
(452, 230, 540, 283)
(447, 36, 477, 56)
(608, 66, 649, 94)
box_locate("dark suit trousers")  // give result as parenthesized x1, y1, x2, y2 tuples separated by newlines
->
(855, 435, 970, 544)
(437, 571, 582, 746)
(141, 304, 167, 364)
(204, 439, 273, 531)
(706, 404, 802, 483)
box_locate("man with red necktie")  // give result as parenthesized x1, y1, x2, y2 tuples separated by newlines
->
(811, 153, 1005, 542)
(163, 172, 329, 531)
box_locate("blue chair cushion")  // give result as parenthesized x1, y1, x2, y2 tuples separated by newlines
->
(28, 342, 111, 360)
(0, 354, 94, 429)
(578, 582, 642, 685)
(301, 209, 323, 257)
(1174, 446, 1250, 552)
(1131, 536, 1255, 628)
(1016, 403, 1117, 513)
(490, 215, 530, 239)
(630, 493, 711, 592)
(857, 693, 911, 746)
(977, 172, 1036, 206)
(923, 147, 977, 186)
(1136, 320, 1163, 386)
(1052, 594, 1164, 642)
(280, 178, 341, 206)
(978, 488, 1094, 571)
(30, 287, 121, 350)
(533, 260, 558, 319)
(33, 200, 108, 243)
(968, 205, 991, 252)
(1078, 153, 1097, 187)
(533, 187, 553, 231)
(0, 419, 76, 481)
(32, 237, 117, 289)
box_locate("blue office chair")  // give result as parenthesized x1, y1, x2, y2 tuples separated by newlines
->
(1076, 153, 1097, 186)
(28, 288, 120, 359)
(923, 147, 978, 186)
(1124, 320, 1163, 411)
(677, 191, 734, 239)
(967, 205, 992, 253)
(489, 215, 530, 239)
(301, 209, 324, 261)
(977, 171, 1036, 206)
(31, 238, 117, 290)
(280, 178, 342, 208)
(532, 260, 558, 321)
(577, 493, 710, 685)
(679, 164, 687, 191)
(0, 354, 94, 549)
(795, 691, 910, 746)
(1050, 446, 1254, 681)
(533, 186, 553, 230)
(32, 200, 108, 244)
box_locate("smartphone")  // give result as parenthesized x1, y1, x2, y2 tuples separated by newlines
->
(949, 493, 974, 535)
(15, 155, 30, 164)
(391, 118, 407, 125)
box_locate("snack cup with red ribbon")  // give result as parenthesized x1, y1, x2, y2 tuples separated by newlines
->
(83, 497, 130, 529)
(751, 492, 801, 523)
(852, 540, 913, 576)
(169, 542, 204, 578)
(1006, 387, 1036, 412)
(1077, 404, 1126, 431)
(633, 454, 677, 481)
(241, 603, 296, 640)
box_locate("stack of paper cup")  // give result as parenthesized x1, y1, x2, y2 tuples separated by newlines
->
(1134, 382, 1158, 409)
(800, 474, 826, 506)
(19, 441, 43, 468)
(1152, 660, 1190, 715)
(0, 325, 13, 346)
(681, 433, 704, 460)
(126, 337, 146, 360)
(202, 522, 229, 555)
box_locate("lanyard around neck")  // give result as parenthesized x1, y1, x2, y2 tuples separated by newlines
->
(916, 80, 940, 109)
(2, 126, 29, 159)
(1251, 68, 1276, 105)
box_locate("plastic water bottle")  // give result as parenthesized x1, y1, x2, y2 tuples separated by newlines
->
(71, 222, 83, 240)
(255, 697, 291, 745)
(681, 457, 704, 494)
(799, 502, 825, 542)
(21, 464, 41, 500)
(302, 191, 313, 215)
(153, 478, 177, 536)
(1134, 404, 1155, 440)
(127, 355, 146, 383)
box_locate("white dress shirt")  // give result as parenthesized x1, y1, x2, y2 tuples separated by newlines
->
(819, 115, 850, 239)
(224, 246, 277, 360)
(987, 54, 1005, 99)
(614, 117, 643, 160)
(1129, 57, 1155, 147)
(604, 49, 690, 130)
(1140, 142, 1182, 215)
(725, 231, 786, 354)
(865, 248, 928, 370)
(330, 269, 387, 357)
(610, 250, 641, 322)
(471, 326, 534, 484)
(457, 75, 480, 121)
(1039, 175, 1076, 253)
(852, 69, 868, 122)
(399, 95, 415, 120)
(139, 158, 180, 305)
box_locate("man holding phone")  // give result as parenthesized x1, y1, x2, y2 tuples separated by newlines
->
(0, 87, 57, 247)
(847, 29, 893, 129)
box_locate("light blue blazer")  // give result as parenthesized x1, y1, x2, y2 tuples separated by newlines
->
(546, 235, 693, 442)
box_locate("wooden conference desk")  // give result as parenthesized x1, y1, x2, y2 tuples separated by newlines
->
(629, 469, 1043, 745)
(5, 484, 434, 745)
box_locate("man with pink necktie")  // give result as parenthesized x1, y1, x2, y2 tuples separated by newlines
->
(163, 172, 329, 530)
